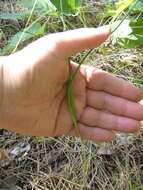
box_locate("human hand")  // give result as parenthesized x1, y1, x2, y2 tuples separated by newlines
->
(1, 26, 143, 142)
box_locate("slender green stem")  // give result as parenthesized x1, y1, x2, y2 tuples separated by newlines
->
(12, 0, 39, 53)
(67, 49, 94, 137)
(71, 49, 93, 83)
(67, 49, 93, 137)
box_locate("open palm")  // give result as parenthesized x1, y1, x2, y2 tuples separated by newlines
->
(2, 26, 143, 142)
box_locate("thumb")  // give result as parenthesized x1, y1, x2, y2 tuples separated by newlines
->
(55, 25, 110, 58)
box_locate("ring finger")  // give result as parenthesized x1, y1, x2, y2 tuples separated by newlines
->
(86, 90, 143, 120)
(79, 106, 140, 133)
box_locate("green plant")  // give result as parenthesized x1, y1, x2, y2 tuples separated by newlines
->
(0, 22, 46, 55)
(117, 18, 143, 48)
(20, 0, 84, 15)
(97, 0, 143, 48)
(0, 0, 84, 55)
(67, 49, 93, 137)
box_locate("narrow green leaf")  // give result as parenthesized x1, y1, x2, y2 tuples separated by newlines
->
(67, 78, 81, 136)
(67, 49, 93, 137)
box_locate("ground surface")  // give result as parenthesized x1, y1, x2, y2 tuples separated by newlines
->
(0, 0, 143, 190)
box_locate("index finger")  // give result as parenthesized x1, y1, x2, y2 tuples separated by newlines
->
(85, 67, 143, 102)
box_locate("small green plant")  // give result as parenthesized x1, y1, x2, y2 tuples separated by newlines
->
(0, 0, 84, 55)
(20, 0, 84, 15)
(115, 18, 143, 48)
(67, 49, 93, 137)
(98, 0, 143, 48)
(1, 22, 46, 55)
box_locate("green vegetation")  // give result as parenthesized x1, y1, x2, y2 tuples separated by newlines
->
(0, 0, 85, 55)
(0, 0, 142, 56)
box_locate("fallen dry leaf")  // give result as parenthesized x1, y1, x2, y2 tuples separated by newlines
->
(97, 143, 114, 155)
(0, 149, 9, 160)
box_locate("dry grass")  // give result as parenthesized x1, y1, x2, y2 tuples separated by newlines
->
(0, 132, 143, 189)
(0, 0, 143, 190)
